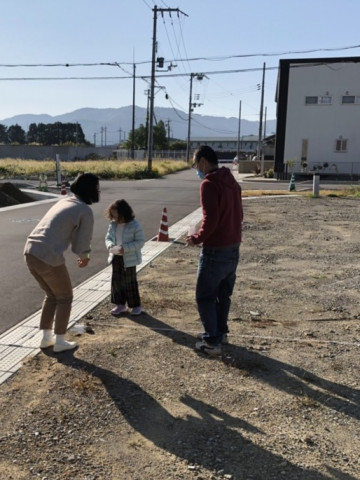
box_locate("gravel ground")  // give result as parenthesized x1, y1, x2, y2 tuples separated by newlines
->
(0, 195, 359, 480)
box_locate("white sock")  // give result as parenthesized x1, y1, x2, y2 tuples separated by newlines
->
(42, 329, 54, 340)
(55, 334, 66, 344)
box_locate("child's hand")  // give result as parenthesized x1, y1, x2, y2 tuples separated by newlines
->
(109, 245, 123, 255)
(109, 245, 121, 254)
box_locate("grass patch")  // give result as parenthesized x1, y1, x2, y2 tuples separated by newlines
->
(242, 190, 300, 197)
(243, 188, 360, 198)
(0, 158, 189, 180)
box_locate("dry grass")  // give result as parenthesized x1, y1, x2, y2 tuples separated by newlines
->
(0, 158, 188, 180)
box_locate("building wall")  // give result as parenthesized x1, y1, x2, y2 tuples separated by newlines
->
(0, 145, 114, 161)
(283, 60, 360, 174)
(190, 136, 258, 154)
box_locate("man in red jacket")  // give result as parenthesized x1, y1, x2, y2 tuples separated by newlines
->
(186, 145, 243, 356)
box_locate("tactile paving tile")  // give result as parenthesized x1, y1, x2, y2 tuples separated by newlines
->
(0, 326, 38, 347)
(0, 344, 37, 371)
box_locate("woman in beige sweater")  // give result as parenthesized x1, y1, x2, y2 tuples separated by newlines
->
(24, 173, 100, 352)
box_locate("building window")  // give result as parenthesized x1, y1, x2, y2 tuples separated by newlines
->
(335, 138, 347, 152)
(305, 95, 332, 105)
(342, 95, 360, 104)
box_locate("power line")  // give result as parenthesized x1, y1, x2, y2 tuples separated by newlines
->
(0, 42, 359, 68)
(0, 66, 279, 81)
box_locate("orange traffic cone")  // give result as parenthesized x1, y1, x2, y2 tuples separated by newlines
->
(157, 207, 169, 242)
(60, 181, 67, 195)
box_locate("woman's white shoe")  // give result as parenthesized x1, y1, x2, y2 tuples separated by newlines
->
(53, 341, 78, 353)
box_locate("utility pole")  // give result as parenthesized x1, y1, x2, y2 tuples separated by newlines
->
(147, 5, 188, 171)
(165, 119, 171, 146)
(257, 62, 266, 175)
(131, 62, 136, 159)
(264, 106, 267, 139)
(236, 100, 242, 162)
(144, 89, 150, 149)
(186, 73, 204, 163)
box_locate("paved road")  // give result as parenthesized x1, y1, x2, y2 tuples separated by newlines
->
(0, 169, 200, 335)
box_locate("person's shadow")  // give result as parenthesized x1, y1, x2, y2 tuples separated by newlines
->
(46, 348, 356, 480)
(129, 312, 359, 421)
(43, 309, 358, 479)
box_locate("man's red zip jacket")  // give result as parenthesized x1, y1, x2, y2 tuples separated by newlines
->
(192, 167, 243, 247)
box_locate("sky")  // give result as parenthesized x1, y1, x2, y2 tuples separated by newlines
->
(1, 0, 360, 129)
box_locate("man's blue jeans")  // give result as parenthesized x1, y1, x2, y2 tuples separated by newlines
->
(196, 245, 240, 345)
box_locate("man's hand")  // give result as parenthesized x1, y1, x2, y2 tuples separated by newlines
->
(185, 235, 195, 247)
(77, 257, 90, 268)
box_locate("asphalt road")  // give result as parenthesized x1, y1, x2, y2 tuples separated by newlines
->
(0, 169, 200, 335)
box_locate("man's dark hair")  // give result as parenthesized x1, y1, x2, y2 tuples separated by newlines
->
(193, 145, 218, 165)
(105, 199, 135, 223)
(70, 172, 100, 205)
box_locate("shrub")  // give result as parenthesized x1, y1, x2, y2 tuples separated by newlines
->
(264, 168, 274, 178)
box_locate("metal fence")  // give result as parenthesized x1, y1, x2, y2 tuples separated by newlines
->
(114, 149, 186, 160)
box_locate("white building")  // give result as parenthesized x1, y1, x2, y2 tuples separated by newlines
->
(190, 136, 258, 155)
(275, 56, 360, 177)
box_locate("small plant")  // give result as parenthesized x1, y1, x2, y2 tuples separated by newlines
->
(263, 168, 274, 178)
(107, 346, 118, 357)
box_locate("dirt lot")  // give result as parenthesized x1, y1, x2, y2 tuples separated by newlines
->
(0, 194, 359, 480)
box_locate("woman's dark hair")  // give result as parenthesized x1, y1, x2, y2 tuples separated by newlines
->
(105, 199, 135, 223)
(193, 145, 218, 165)
(70, 173, 100, 205)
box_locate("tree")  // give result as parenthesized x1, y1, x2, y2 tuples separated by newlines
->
(123, 120, 172, 151)
(26, 122, 87, 145)
(123, 124, 147, 150)
(0, 124, 8, 143)
(170, 140, 187, 150)
(153, 120, 167, 150)
(27, 123, 39, 144)
(7, 124, 26, 144)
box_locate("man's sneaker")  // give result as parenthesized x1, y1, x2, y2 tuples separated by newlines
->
(197, 332, 208, 340)
(111, 304, 127, 315)
(197, 332, 229, 345)
(195, 339, 222, 356)
(131, 306, 142, 316)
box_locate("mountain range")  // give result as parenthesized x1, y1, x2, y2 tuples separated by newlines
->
(0, 106, 276, 145)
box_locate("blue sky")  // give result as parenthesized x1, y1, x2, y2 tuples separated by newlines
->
(1, 0, 360, 125)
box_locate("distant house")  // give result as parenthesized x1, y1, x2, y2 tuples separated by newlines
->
(190, 136, 258, 157)
(275, 56, 360, 177)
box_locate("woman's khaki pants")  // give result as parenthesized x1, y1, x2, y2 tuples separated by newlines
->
(25, 254, 73, 335)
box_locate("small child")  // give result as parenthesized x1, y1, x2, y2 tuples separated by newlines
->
(105, 199, 145, 315)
